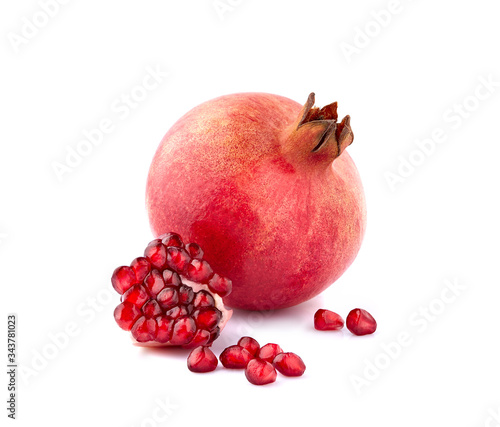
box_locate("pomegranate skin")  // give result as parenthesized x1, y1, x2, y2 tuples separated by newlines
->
(146, 92, 366, 310)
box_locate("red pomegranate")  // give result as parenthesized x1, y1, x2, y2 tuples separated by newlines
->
(146, 92, 366, 310)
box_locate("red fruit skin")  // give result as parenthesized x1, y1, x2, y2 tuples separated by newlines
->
(346, 308, 377, 336)
(272, 352, 306, 377)
(314, 309, 345, 331)
(146, 93, 366, 310)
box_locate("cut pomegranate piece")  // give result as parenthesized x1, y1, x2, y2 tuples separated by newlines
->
(219, 345, 253, 369)
(111, 233, 233, 347)
(187, 346, 218, 373)
(237, 336, 260, 357)
(258, 343, 283, 363)
(314, 309, 344, 331)
(346, 308, 377, 336)
(245, 359, 277, 385)
(272, 352, 306, 377)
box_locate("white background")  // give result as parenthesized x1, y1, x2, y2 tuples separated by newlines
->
(2, 1, 500, 426)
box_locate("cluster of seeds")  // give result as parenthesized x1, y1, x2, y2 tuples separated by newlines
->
(187, 336, 306, 386)
(112, 233, 232, 348)
(314, 308, 377, 335)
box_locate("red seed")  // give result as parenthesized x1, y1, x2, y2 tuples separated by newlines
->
(208, 273, 232, 297)
(114, 302, 141, 331)
(159, 232, 184, 248)
(157, 286, 179, 310)
(142, 300, 162, 318)
(187, 346, 218, 373)
(131, 316, 158, 342)
(193, 290, 215, 308)
(130, 257, 151, 282)
(144, 270, 165, 297)
(162, 269, 182, 286)
(144, 241, 167, 270)
(186, 243, 204, 259)
(237, 336, 260, 357)
(220, 345, 253, 369)
(178, 285, 194, 305)
(245, 359, 277, 385)
(121, 284, 149, 307)
(156, 316, 174, 343)
(166, 247, 191, 273)
(258, 343, 283, 363)
(187, 259, 214, 283)
(169, 317, 197, 345)
(346, 308, 377, 336)
(182, 329, 211, 349)
(193, 307, 222, 330)
(314, 309, 344, 331)
(272, 352, 306, 377)
(111, 266, 137, 294)
(165, 305, 189, 319)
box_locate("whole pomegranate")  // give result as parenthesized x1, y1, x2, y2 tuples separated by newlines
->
(146, 92, 366, 310)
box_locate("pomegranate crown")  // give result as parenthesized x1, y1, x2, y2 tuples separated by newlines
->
(286, 93, 353, 166)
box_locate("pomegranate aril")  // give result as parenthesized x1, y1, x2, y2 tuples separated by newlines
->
(131, 316, 158, 342)
(166, 247, 191, 273)
(207, 327, 220, 345)
(114, 302, 141, 331)
(258, 343, 283, 363)
(111, 266, 137, 294)
(160, 232, 184, 248)
(182, 329, 211, 349)
(165, 305, 189, 319)
(178, 285, 194, 305)
(346, 308, 377, 336)
(272, 352, 306, 377)
(208, 274, 232, 298)
(187, 346, 218, 373)
(121, 284, 149, 307)
(193, 307, 222, 330)
(142, 300, 162, 318)
(245, 359, 277, 386)
(186, 243, 204, 259)
(144, 270, 165, 297)
(144, 241, 167, 270)
(162, 269, 181, 286)
(314, 309, 344, 331)
(237, 336, 260, 357)
(193, 290, 215, 308)
(219, 345, 253, 369)
(169, 317, 196, 345)
(156, 316, 174, 343)
(157, 286, 179, 310)
(130, 257, 151, 282)
(187, 259, 214, 283)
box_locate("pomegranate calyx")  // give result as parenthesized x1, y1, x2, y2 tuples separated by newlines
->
(288, 92, 353, 166)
